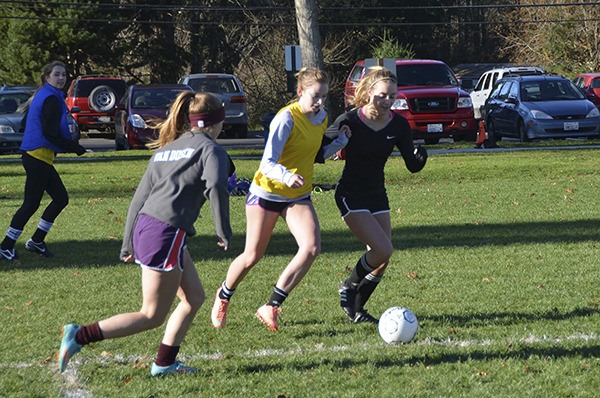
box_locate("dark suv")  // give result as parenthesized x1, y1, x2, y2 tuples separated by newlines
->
(344, 59, 477, 144)
(66, 76, 127, 136)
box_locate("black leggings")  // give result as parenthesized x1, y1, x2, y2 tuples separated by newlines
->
(10, 153, 69, 230)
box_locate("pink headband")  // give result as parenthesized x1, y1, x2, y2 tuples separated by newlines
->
(188, 106, 225, 128)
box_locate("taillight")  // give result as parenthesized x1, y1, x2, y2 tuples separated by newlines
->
(230, 96, 246, 103)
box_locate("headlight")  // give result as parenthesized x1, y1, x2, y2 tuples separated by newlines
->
(391, 98, 409, 110)
(530, 110, 552, 119)
(586, 108, 600, 118)
(457, 97, 472, 108)
(0, 125, 16, 134)
(130, 114, 147, 129)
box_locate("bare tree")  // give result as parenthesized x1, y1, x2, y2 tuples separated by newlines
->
(294, 0, 325, 70)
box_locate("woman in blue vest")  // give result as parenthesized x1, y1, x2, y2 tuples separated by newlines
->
(0, 61, 86, 262)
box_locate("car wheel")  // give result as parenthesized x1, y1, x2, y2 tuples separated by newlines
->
(89, 85, 117, 113)
(234, 125, 248, 139)
(455, 132, 477, 142)
(518, 119, 530, 142)
(424, 137, 440, 145)
(103, 126, 116, 139)
(486, 119, 500, 142)
(124, 135, 132, 150)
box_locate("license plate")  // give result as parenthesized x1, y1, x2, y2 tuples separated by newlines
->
(427, 123, 443, 133)
(98, 116, 111, 123)
(564, 122, 579, 131)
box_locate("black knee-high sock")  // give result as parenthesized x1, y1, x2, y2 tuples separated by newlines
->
(1, 227, 22, 250)
(267, 286, 288, 307)
(346, 254, 375, 287)
(31, 219, 53, 243)
(355, 273, 382, 312)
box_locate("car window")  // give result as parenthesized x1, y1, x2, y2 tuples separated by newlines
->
(120, 87, 131, 106)
(75, 80, 127, 97)
(349, 65, 364, 82)
(133, 89, 187, 109)
(497, 81, 513, 100)
(187, 78, 239, 94)
(396, 64, 459, 86)
(573, 77, 583, 88)
(0, 92, 31, 113)
(520, 82, 542, 101)
(539, 80, 585, 100)
(482, 73, 492, 90)
(491, 72, 500, 88)
(489, 81, 503, 99)
(474, 74, 486, 91)
(592, 78, 600, 89)
(508, 82, 519, 100)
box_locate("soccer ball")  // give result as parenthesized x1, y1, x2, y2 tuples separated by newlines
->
(378, 306, 418, 344)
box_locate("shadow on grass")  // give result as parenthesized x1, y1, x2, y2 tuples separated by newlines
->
(421, 307, 599, 327)
(286, 307, 599, 339)
(3, 218, 599, 271)
(237, 343, 600, 375)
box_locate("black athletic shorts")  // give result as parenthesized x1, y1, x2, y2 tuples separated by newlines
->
(246, 193, 311, 214)
(334, 185, 389, 218)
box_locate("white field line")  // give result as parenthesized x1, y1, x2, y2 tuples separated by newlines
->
(4, 332, 598, 371)
(2, 332, 597, 398)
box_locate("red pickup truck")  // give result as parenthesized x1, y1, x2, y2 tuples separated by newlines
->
(344, 59, 477, 144)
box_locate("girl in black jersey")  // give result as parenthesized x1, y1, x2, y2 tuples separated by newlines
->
(326, 68, 428, 323)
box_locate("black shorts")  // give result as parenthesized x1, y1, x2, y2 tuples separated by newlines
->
(246, 193, 311, 214)
(334, 186, 389, 218)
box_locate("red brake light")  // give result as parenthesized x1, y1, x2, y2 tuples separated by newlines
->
(230, 96, 246, 103)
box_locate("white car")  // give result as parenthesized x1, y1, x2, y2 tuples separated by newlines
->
(178, 73, 248, 138)
(470, 66, 546, 119)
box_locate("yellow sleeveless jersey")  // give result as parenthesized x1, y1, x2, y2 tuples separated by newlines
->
(253, 102, 327, 199)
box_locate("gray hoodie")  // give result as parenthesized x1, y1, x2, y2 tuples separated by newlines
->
(120, 131, 232, 258)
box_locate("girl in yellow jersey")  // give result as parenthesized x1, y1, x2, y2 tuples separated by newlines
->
(211, 67, 350, 331)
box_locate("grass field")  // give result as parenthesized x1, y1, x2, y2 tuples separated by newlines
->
(0, 146, 599, 397)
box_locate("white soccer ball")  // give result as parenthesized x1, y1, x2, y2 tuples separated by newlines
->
(378, 306, 418, 344)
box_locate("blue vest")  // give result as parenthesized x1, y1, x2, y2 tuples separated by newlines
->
(20, 83, 71, 153)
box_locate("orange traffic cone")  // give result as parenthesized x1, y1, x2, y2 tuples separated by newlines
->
(474, 120, 487, 148)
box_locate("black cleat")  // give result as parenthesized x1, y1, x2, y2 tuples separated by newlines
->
(338, 281, 357, 321)
(353, 310, 379, 324)
(0, 247, 18, 262)
(25, 239, 54, 257)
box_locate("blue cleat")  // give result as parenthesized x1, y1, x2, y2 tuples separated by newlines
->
(58, 324, 82, 373)
(150, 360, 198, 377)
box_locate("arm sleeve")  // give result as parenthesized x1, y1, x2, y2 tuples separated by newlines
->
(321, 132, 349, 160)
(258, 110, 294, 184)
(202, 149, 232, 248)
(120, 170, 153, 259)
(396, 118, 427, 173)
(41, 96, 86, 154)
(316, 114, 349, 163)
